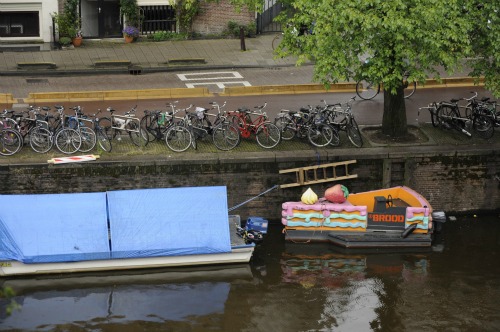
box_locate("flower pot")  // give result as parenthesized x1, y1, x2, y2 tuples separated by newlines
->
(124, 35, 135, 43)
(72, 37, 83, 47)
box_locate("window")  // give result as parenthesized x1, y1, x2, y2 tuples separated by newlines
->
(141, 6, 176, 34)
(0, 12, 39, 37)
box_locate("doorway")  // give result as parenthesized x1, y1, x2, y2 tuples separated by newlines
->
(81, 0, 121, 38)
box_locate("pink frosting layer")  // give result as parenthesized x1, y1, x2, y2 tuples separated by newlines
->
(282, 199, 367, 217)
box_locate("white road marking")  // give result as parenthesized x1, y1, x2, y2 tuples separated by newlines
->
(177, 71, 244, 81)
(185, 81, 252, 89)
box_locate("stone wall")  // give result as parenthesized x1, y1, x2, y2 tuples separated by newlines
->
(1, 149, 498, 220)
(192, 0, 254, 35)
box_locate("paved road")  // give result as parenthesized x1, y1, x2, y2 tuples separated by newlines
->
(1, 66, 316, 100)
(10, 86, 491, 128)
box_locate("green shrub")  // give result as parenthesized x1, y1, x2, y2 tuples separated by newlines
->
(59, 37, 72, 46)
(149, 31, 188, 41)
(226, 21, 256, 38)
(153, 31, 175, 41)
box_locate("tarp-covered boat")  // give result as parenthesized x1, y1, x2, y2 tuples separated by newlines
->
(0, 186, 256, 276)
(282, 185, 446, 248)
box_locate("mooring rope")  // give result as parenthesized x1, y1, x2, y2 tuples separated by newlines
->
(228, 184, 280, 212)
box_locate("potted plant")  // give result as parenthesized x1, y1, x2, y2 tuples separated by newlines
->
(71, 29, 83, 47)
(123, 26, 140, 43)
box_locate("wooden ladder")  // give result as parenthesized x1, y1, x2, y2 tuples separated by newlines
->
(279, 160, 358, 188)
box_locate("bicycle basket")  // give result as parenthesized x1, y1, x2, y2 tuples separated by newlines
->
(314, 114, 325, 125)
(195, 107, 205, 120)
(66, 116, 79, 129)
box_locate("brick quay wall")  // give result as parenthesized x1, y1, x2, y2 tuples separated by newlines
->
(0, 148, 498, 219)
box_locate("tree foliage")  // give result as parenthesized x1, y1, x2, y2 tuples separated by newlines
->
(466, 1, 500, 96)
(244, 0, 498, 137)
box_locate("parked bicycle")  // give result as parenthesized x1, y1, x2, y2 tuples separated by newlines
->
(47, 105, 83, 154)
(185, 101, 240, 151)
(274, 104, 339, 147)
(25, 107, 57, 153)
(321, 97, 364, 148)
(66, 106, 97, 153)
(227, 103, 281, 149)
(141, 101, 183, 142)
(0, 115, 23, 156)
(465, 94, 499, 130)
(77, 109, 112, 152)
(100, 106, 148, 147)
(418, 92, 494, 138)
(164, 104, 195, 152)
(356, 71, 416, 100)
(12, 106, 50, 145)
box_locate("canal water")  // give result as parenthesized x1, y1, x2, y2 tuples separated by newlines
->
(1, 214, 499, 331)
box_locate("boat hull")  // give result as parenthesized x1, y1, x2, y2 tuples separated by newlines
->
(283, 229, 432, 248)
(0, 247, 254, 277)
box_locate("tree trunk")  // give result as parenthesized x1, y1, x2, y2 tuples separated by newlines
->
(382, 85, 408, 137)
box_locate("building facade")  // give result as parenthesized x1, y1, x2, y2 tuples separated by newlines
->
(0, 0, 255, 43)
(0, 0, 58, 43)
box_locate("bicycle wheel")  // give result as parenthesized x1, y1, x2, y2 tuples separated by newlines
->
(212, 123, 240, 151)
(356, 80, 380, 100)
(438, 105, 470, 136)
(98, 117, 113, 139)
(272, 33, 283, 50)
(403, 75, 416, 99)
(127, 121, 148, 147)
(228, 115, 244, 130)
(165, 125, 192, 152)
(256, 122, 281, 149)
(78, 127, 97, 152)
(189, 126, 198, 150)
(0, 129, 22, 156)
(55, 128, 81, 154)
(96, 127, 112, 152)
(274, 115, 295, 140)
(307, 123, 334, 147)
(472, 113, 494, 139)
(140, 114, 158, 142)
(437, 105, 458, 129)
(18, 118, 33, 140)
(28, 127, 53, 153)
(346, 118, 364, 148)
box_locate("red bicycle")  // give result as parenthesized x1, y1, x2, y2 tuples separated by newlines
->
(227, 103, 281, 149)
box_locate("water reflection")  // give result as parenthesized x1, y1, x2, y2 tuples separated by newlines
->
(279, 243, 431, 331)
(0, 265, 253, 331)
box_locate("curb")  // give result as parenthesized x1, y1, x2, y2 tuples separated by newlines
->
(24, 87, 212, 104)
(4, 76, 486, 105)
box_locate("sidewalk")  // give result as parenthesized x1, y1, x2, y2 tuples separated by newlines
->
(0, 34, 297, 75)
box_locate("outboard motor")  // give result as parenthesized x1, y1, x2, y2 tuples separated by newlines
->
(431, 211, 447, 233)
(236, 216, 268, 244)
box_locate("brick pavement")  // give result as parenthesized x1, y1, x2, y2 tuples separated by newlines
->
(0, 34, 295, 74)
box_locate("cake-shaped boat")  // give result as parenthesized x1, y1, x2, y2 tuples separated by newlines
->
(281, 185, 446, 248)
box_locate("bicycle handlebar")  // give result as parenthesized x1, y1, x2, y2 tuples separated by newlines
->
(462, 91, 478, 102)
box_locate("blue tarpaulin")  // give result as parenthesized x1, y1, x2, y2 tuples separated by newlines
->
(107, 186, 231, 258)
(0, 186, 231, 263)
(0, 192, 109, 263)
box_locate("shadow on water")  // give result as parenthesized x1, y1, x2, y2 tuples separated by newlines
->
(1, 214, 499, 331)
